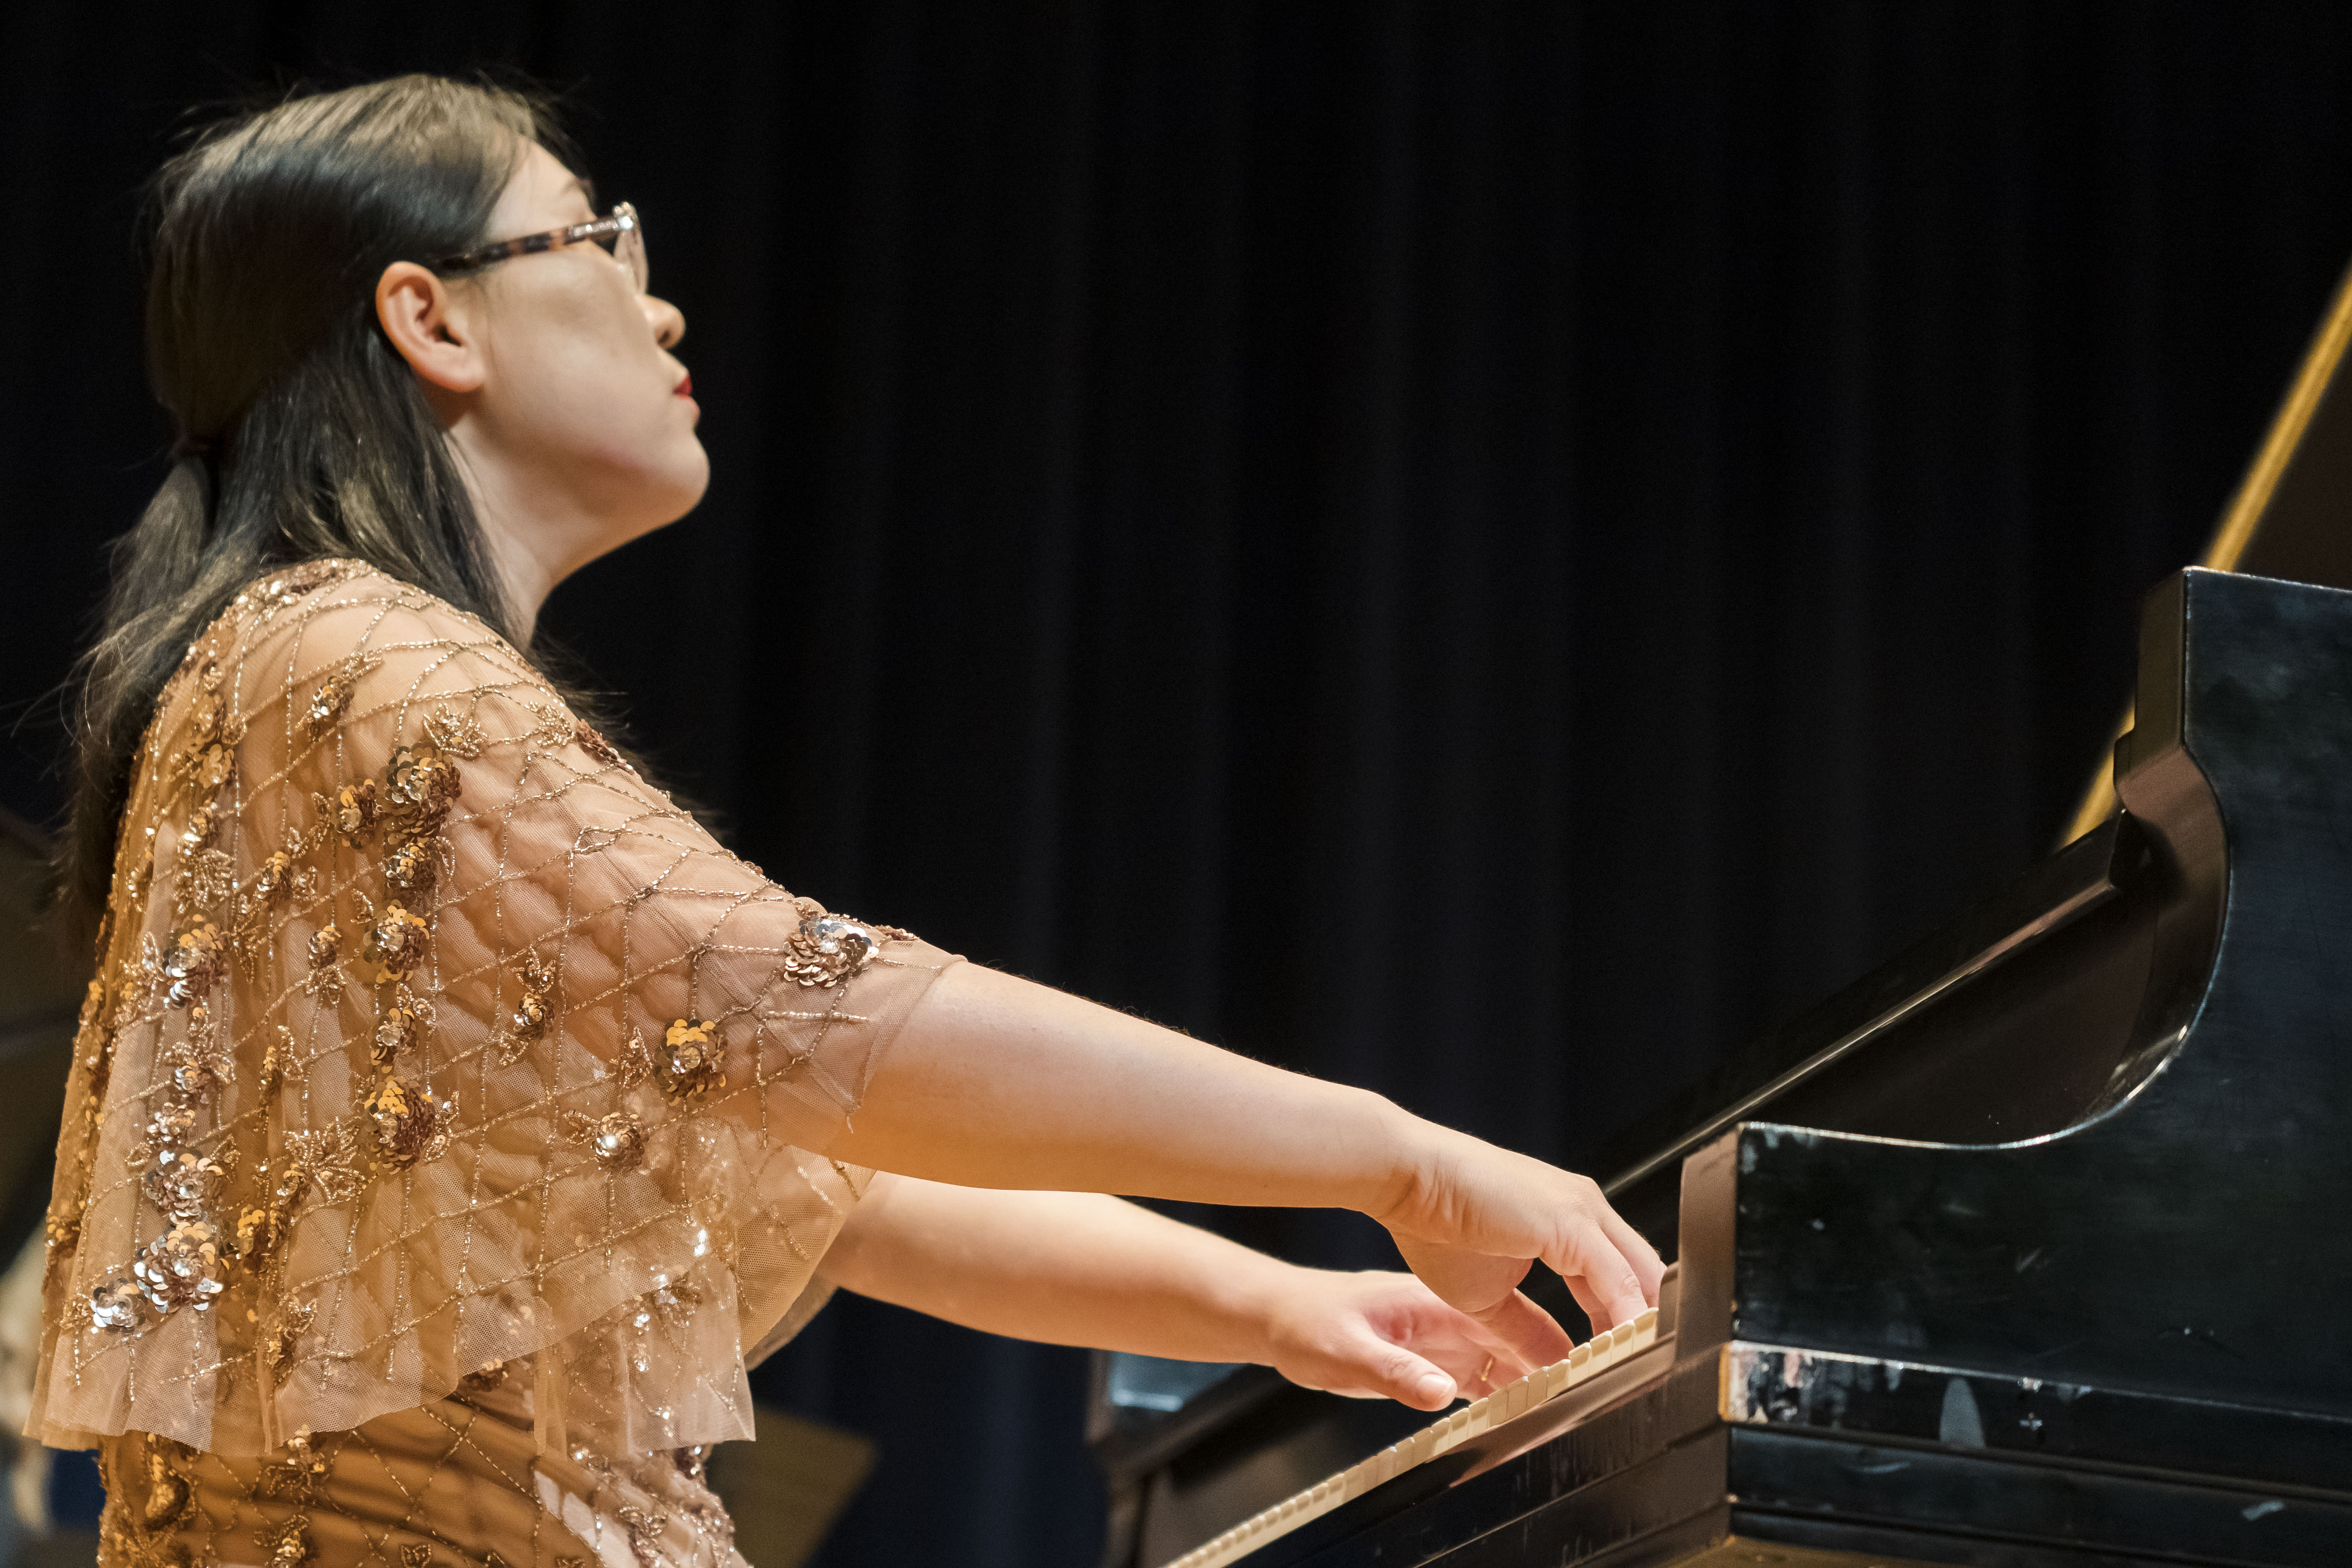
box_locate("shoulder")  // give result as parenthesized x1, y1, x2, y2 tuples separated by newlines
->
(214, 560, 551, 724)
(216, 559, 517, 669)
(144, 560, 579, 799)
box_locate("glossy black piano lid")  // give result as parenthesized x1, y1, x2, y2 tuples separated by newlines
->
(1677, 568, 2352, 1421)
(1595, 808, 2174, 1260)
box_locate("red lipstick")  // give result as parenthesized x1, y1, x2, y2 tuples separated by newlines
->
(675, 373, 694, 398)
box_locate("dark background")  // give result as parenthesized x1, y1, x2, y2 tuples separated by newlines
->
(7, 3, 2352, 1563)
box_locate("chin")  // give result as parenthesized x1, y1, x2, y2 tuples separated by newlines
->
(657, 446, 713, 524)
(629, 441, 712, 531)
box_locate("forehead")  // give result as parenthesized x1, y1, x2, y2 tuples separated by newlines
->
(490, 141, 596, 233)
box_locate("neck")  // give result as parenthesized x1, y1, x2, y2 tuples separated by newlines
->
(443, 424, 583, 648)
(479, 519, 557, 645)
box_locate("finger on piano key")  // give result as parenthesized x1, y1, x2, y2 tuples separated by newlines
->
(1162, 1305, 1662, 1568)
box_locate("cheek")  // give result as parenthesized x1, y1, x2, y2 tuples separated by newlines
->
(491, 312, 667, 465)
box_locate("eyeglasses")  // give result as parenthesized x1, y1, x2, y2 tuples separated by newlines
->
(435, 202, 647, 294)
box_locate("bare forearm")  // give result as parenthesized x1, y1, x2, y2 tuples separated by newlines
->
(823, 1175, 1295, 1362)
(830, 961, 1665, 1344)
(832, 962, 1419, 1214)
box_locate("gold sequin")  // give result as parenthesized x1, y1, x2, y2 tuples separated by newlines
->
(304, 922, 345, 998)
(257, 1024, 296, 1099)
(306, 651, 381, 733)
(363, 1074, 453, 1172)
(383, 743, 459, 839)
(328, 779, 379, 847)
(143, 1149, 227, 1221)
(180, 799, 223, 854)
(88, 1274, 146, 1333)
(564, 1109, 646, 1173)
(190, 740, 235, 797)
(132, 1102, 201, 1172)
(491, 953, 555, 1067)
(617, 1505, 670, 1568)
(164, 1006, 233, 1099)
(185, 684, 225, 750)
(238, 1153, 311, 1274)
(255, 1514, 312, 1568)
(359, 900, 430, 982)
(160, 919, 226, 1008)
(372, 985, 431, 1068)
(235, 849, 297, 964)
(779, 901, 904, 990)
(383, 833, 442, 905)
(131, 1216, 228, 1313)
(655, 1017, 728, 1104)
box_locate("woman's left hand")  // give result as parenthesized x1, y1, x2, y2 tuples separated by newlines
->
(1259, 1267, 1538, 1411)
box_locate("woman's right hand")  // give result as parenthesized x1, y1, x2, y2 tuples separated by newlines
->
(1372, 1127, 1665, 1370)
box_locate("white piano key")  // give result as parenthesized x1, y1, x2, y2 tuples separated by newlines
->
(1157, 1313, 1663, 1568)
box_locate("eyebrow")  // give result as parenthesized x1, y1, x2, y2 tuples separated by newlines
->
(563, 174, 600, 213)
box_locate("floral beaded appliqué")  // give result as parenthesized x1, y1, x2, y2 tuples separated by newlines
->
(562, 1108, 647, 1173)
(490, 952, 557, 1068)
(336, 729, 467, 1175)
(81, 755, 246, 1332)
(651, 1018, 727, 1104)
(76, 623, 475, 1339)
(779, 898, 910, 990)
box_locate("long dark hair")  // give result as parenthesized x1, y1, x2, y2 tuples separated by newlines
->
(64, 75, 575, 941)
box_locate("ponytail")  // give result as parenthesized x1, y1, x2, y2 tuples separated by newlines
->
(59, 76, 563, 942)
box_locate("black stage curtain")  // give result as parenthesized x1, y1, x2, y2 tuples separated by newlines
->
(7, 5, 2352, 1563)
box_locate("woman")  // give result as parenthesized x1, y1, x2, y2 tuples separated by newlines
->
(34, 76, 1661, 1567)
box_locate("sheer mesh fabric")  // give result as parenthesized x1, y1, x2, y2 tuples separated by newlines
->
(30, 562, 957, 1560)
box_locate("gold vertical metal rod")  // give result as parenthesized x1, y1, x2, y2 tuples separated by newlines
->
(2058, 257, 2352, 846)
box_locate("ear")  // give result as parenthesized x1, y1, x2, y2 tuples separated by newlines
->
(375, 262, 487, 395)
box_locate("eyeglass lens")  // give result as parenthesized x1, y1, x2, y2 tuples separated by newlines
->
(615, 210, 647, 294)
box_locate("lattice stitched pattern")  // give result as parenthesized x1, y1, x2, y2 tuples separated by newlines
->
(33, 562, 957, 1459)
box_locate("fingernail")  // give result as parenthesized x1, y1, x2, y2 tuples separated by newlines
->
(1414, 1373, 1453, 1405)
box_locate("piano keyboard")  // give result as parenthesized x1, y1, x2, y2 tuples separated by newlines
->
(1159, 1306, 1663, 1568)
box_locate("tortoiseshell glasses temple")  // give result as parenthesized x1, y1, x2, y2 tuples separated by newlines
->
(433, 202, 646, 294)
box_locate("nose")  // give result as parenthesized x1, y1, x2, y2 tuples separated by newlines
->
(642, 292, 685, 349)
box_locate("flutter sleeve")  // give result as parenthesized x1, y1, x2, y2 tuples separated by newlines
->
(29, 562, 959, 1458)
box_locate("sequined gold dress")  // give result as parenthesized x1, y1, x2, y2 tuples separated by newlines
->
(28, 561, 959, 1567)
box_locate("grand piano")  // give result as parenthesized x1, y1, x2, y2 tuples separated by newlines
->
(1088, 269, 2352, 1567)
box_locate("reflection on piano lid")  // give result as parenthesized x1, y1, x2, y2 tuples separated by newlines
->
(1093, 252, 2352, 1565)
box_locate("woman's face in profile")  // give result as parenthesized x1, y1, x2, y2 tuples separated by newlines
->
(466, 140, 709, 558)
